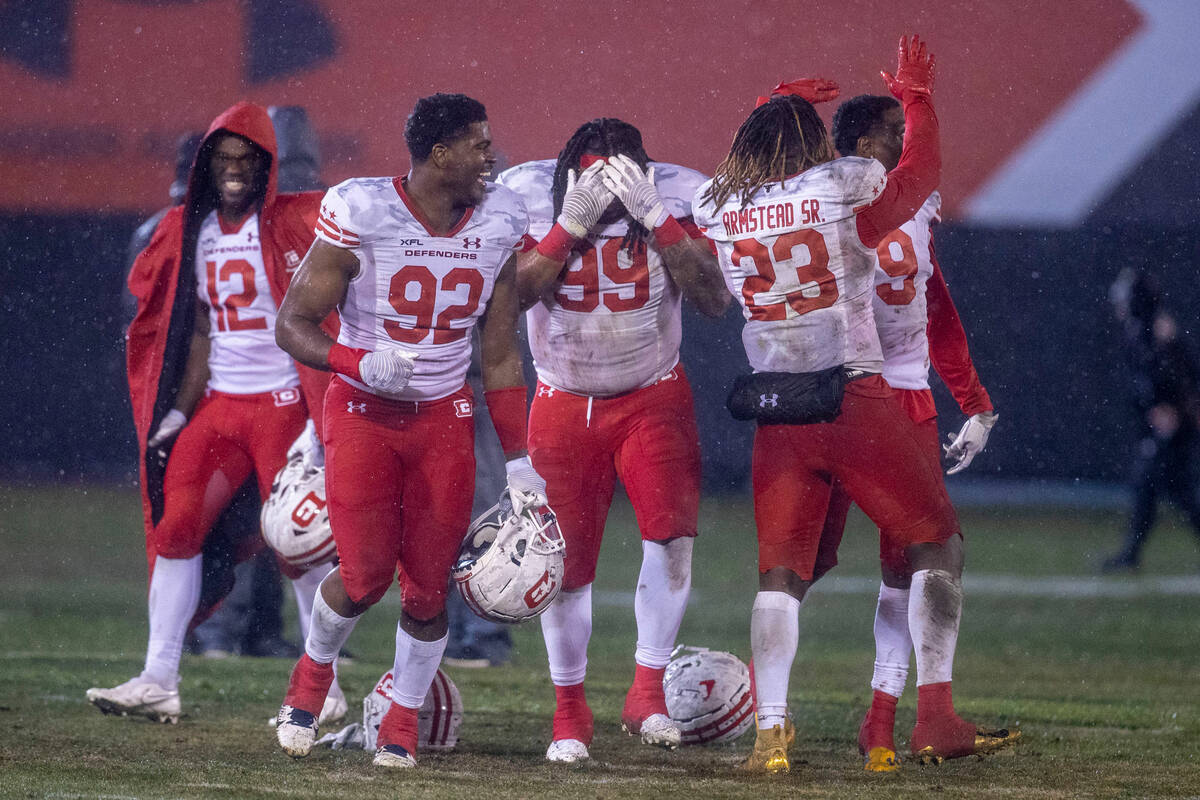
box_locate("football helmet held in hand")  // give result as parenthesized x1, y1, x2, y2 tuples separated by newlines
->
(664, 645, 755, 745)
(362, 669, 463, 751)
(452, 492, 565, 624)
(260, 455, 336, 571)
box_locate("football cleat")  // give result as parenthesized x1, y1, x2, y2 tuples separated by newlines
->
(319, 681, 348, 727)
(912, 725, 1021, 765)
(373, 744, 417, 768)
(546, 738, 590, 763)
(863, 746, 901, 772)
(738, 720, 795, 774)
(276, 705, 319, 758)
(622, 712, 682, 749)
(86, 676, 181, 724)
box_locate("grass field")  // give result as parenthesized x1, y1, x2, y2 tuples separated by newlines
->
(1, 483, 1199, 799)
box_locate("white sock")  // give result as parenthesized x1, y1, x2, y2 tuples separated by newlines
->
(908, 569, 962, 686)
(290, 563, 334, 643)
(388, 626, 448, 708)
(305, 578, 360, 665)
(871, 582, 912, 697)
(634, 538, 693, 668)
(540, 584, 592, 686)
(750, 591, 802, 730)
(143, 554, 202, 691)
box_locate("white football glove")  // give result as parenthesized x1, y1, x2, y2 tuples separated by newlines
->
(148, 408, 187, 448)
(557, 161, 613, 238)
(600, 153, 666, 230)
(287, 418, 324, 470)
(359, 347, 418, 394)
(505, 455, 548, 510)
(943, 411, 998, 475)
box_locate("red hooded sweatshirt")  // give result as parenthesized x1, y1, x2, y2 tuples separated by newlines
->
(126, 101, 331, 585)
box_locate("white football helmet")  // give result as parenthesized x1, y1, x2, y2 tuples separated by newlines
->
(452, 492, 565, 624)
(260, 455, 336, 571)
(362, 669, 462, 751)
(663, 645, 755, 745)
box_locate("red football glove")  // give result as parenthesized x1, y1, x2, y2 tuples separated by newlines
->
(880, 34, 935, 100)
(755, 78, 840, 108)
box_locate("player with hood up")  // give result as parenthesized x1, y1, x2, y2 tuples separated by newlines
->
(87, 101, 342, 724)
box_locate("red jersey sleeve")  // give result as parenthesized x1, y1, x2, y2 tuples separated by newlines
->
(856, 95, 941, 248)
(925, 241, 993, 416)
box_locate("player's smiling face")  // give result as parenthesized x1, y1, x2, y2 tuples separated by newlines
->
(443, 121, 495, 206)
(210, 133, 266, 218)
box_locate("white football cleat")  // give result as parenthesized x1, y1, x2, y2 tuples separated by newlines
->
(373, 744, 417, 768)
(276, 705, 319, 758)
(86, 676, 180, 724)
(319, 681, 348, 727)
(624, 713, 681, 749)
(546, 738, 590, 763)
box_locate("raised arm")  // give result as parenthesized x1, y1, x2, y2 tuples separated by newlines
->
(857, 35, 941, 248)
(602, 155, 729, 317)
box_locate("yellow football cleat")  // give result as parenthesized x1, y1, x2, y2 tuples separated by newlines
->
(739, 720, 795, 773)
(863, 745, 901, 772)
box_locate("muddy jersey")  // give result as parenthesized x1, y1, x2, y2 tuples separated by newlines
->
(314, 177, 528, 402)
(498, 158, 707, 395)
(195, 211, 298, 393)
(694, 157, 888, 374)
(871, 191, 941, 390)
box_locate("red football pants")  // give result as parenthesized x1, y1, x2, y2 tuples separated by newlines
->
(753, 377, 958, 580)
(323, 378, 475, 618)
(528, 367, 701, 589)
(155, 387, 306, 559)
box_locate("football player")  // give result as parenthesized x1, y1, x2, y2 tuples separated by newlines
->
(498, 119, 728, 763)
(808, 91, 1002, 771)
(271, 93, 541, 770)
(694, 36, 1014, 772)
(88, 102, 343, 725)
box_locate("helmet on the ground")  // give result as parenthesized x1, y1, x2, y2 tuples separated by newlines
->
(260, 455, 336, 571)
(664, 645, 755, 745)
(452, 492, 565, 624)
(362, 668, 463, 751)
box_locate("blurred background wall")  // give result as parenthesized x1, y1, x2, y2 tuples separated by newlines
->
(2, 0, 1198, 491)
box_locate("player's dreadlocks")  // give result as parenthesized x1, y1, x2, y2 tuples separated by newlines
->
(831, 94, 900, 158)
(703, 95, 834, 210)
(552, 118, 652, 252)
(405, 93, 488, 161)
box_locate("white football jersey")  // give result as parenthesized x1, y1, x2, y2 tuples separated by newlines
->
(315, 177, 528, 402)
(871, 191, 941, 390)
(694, 157, 888, 374)
(195, 211, 298, 394)
(498, 159, 708, 396)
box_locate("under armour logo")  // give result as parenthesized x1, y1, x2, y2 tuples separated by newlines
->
(537, 386, 556, 398)
(758, 393, 779, 408)
(462, 236, 481, 249)
(347, 401, 367, 414)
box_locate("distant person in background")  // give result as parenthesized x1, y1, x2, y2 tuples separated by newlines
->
(89, 101, 343, 724)
(1103, 268, 1200, 572)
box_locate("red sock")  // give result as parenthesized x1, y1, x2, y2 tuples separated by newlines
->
(622, 664, 668, 727)
(858, 690, 899, 754)
(552, 683, 593, 744)
(377, 702, 420, 754)
(282, 654, 334, 715)
(911, 682, 975, 757)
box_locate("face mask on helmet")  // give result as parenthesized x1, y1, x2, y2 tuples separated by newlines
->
(452, 493, 565, 624)
(663, 645, 755, 745)
(362, 669, 463, 751)
(260, 454, 336, 571)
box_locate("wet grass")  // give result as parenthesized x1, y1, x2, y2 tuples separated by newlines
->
(0, 484, 1198, 798)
